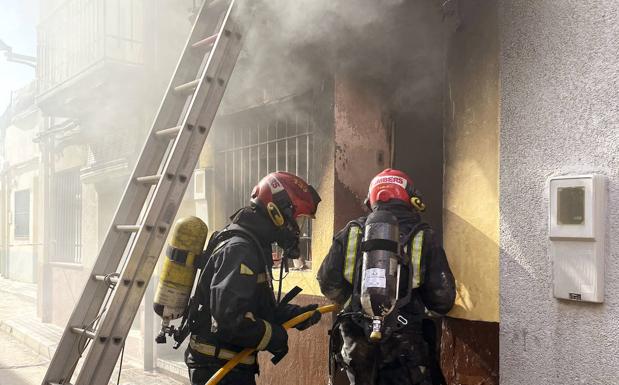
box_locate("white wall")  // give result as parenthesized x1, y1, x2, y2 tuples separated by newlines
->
(500, 2, 619, 384)
(4, 117, 41, 282)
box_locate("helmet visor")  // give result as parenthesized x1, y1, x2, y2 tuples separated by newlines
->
(296, 215, 313, 238)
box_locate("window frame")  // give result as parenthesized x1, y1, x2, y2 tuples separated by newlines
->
(14, 189, 31, 240)
(214, 97, 316, 268)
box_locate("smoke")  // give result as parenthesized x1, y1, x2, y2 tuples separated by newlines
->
(227, 0, 445, 113)
(0, 0, 450, 376)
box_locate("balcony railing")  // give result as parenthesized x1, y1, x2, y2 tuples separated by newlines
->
(37, 0, 144, 95)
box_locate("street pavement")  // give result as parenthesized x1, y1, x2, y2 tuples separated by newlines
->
(0, 333, 49, 385)
(0, 277, 188, 385)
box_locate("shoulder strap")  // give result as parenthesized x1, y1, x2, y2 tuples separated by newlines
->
(404, 223, 431, 288)
(410, 230, 425, 288)
(174, 225, 274, 347)
(197, 224, 270, 269)
(400, 222, 430, 248)
(343, 221, 363, 284)
(223, 224, 271, 268)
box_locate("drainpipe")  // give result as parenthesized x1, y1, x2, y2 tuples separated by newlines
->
(0, 162, 9, 277)
(38, 116, 54, 322)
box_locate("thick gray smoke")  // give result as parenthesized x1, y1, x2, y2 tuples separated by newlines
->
(227, 0, 445, 113)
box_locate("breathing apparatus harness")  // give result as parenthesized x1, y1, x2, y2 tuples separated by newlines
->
(170, 220, 301, 350)
(328, 218, 429, 377)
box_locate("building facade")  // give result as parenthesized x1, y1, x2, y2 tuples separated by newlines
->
(32, 0, 198, 365)
(0, 82, 43, 284)
(6, 0, 618, 384)
(0, 0, 502, 382)
(500, 2, 619, 384)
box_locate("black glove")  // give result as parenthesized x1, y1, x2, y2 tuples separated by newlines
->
(274, 303, 322, 328)
(292, 304, 322, 331)
(266, 324, 289, 365)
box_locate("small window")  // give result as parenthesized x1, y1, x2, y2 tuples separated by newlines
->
(557, 187, 585, 225)
(14, 189, 30, 239)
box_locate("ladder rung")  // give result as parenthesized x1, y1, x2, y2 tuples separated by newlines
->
(71, 327, 96, 340)
(174, 79, 200, 94)
(207, 0, 227, 9)
(136, 174, 161, 185)
(192, 33, 218, 48)
(41, 0, 244, 382)
(115, 225, 141, 232)
(93, 274, 119, 284)
(155, 125, 182, 139)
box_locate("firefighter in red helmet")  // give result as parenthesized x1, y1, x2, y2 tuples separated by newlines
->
(184, 172, 322, 385)
(318, 169, 455, 385)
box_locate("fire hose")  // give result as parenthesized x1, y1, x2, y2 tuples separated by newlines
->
(206, 304, 337, 385)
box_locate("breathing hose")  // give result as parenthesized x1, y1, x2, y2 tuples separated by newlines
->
(205, 304, 337, 385)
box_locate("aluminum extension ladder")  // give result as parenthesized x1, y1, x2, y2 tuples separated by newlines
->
(41, 1, 245, 384)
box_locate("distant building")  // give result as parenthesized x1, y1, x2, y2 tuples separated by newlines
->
(33, 0, 198, 369)
(0, 81, 43, 284)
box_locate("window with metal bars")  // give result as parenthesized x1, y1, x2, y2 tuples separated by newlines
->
(14, 190, 30, 239)
(51, 168, 82, 263)
(215, 104, 315, 267)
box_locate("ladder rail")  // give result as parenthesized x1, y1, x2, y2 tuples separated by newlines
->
(41, 0, 240, 384)
(76, 20, 244, 383)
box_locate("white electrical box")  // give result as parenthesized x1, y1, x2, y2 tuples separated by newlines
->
(549, 175, 607, 303)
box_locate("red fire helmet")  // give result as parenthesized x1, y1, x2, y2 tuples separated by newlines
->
(367, 168, 416, 209)
(251, 171, 321, 226)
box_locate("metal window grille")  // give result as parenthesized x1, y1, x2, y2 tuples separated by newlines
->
(38, 0, 144, 94)
(14, 190, 30, 239)
(52, 168, 82, 263)
(216, 109, 315, 264)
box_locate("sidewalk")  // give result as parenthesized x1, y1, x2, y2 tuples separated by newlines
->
(0, 276, 188, 385)
(0, 276, 61, 360)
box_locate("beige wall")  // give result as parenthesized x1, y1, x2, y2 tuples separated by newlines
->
(81, 183, 99, 267)
(3, 111, 42, 283)
(333, 74, 392, 231)
(443, 2, 500, 322)
(281, 142, 334, 296)
(281, 75, 390, 296)
(54, 144, 87, 172)
(7, 167, 40, 282)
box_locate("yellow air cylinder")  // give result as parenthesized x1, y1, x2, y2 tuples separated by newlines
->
(154, 216, 208, 329)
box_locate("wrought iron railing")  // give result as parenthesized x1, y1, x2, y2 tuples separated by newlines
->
(52, 168, 82, 263)
(37, 0, 144, 94)
(217, 113, 314, 216)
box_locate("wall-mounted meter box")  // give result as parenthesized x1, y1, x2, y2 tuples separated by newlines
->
(549, 175, 607, 303)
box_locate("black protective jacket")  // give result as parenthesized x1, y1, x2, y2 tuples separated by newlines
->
(185, 208, 302, 372)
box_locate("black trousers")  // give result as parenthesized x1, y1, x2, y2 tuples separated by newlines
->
(339, 320, 432, 385)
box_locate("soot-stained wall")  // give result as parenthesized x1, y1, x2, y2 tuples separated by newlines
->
(440, 1, 500, 384)
(444, 0, 500, 324)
